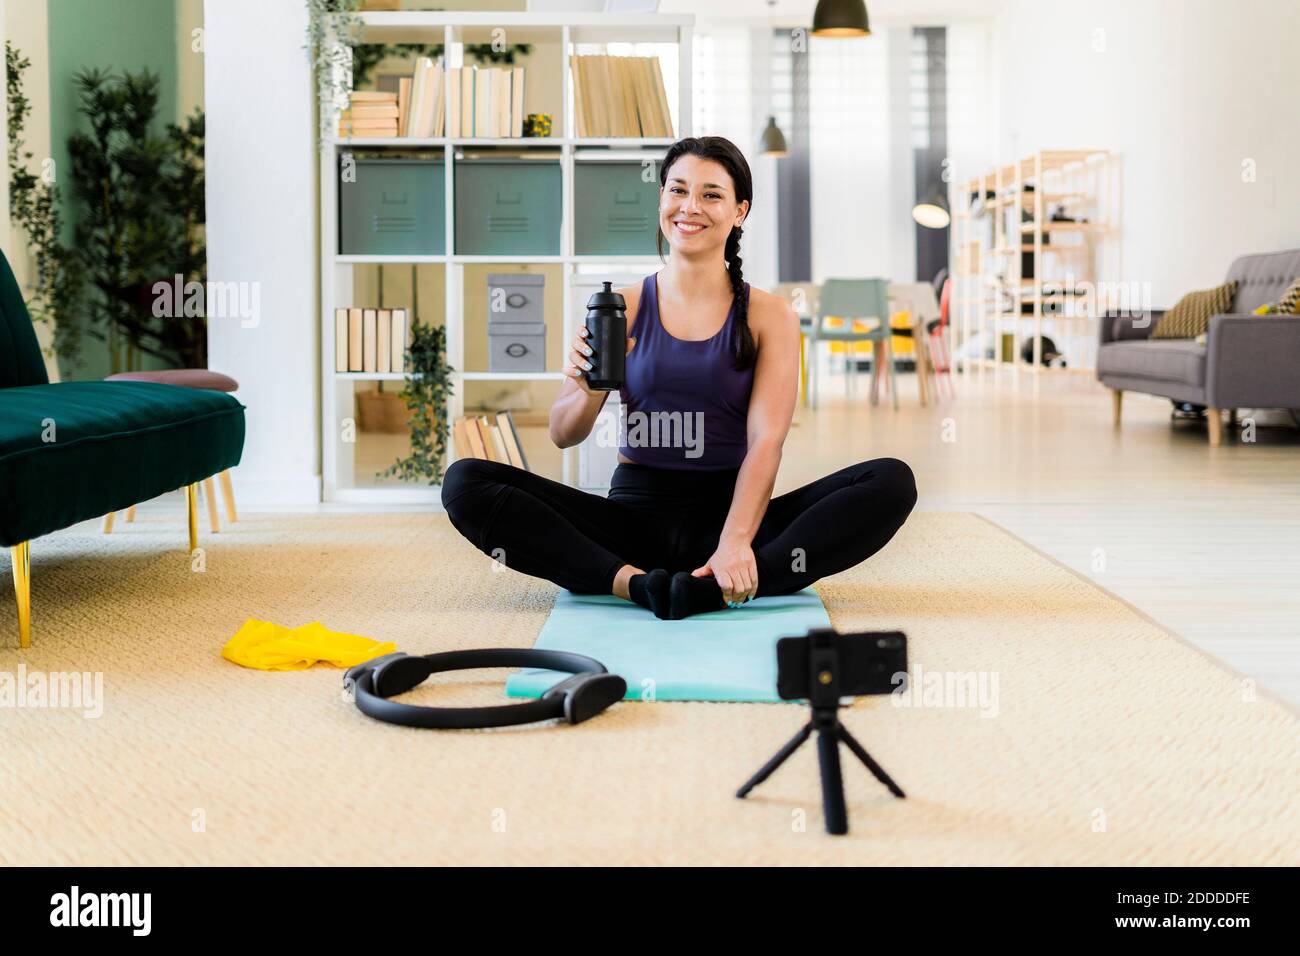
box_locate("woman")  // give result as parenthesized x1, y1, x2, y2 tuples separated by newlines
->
(442, 136, 917, 620)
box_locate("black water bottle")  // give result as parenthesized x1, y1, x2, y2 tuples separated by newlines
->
(583, 281, 627, 391)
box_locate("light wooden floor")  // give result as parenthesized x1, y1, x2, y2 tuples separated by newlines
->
(789, 364, 1300, 710)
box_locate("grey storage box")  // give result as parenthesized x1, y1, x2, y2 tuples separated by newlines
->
(573, 159, 661, 256)
(339, 155, 445, 256)
(455, 157, 561, 256)
(487, 273, 546, 372)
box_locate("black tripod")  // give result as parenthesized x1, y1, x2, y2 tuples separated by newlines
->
(738, 628, 909, 835)
(737, 703, 905, 835)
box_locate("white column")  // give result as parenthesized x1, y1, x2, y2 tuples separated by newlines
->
(204, 0, 320, 504)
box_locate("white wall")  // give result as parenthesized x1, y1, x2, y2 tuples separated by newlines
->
(808, 31, 897, 282)
(204, 0, 320, 504)
(992, 0, 1300, 305)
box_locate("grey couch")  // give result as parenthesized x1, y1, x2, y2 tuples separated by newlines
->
(1098, 248, 1300, 445)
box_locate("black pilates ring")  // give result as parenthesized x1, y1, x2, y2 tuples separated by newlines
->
(345, 648, 627, 729)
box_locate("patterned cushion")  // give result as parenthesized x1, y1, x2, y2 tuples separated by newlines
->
(1152, 280, 1238, 340)
(1275, 277, 1300, 315)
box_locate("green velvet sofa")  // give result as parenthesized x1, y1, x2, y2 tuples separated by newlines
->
(1, 249, 245, 648)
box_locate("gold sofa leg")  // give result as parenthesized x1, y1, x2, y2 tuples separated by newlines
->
(11, 542, 31, 649)
(187, 483, 199, 552)
(1207, 408, 1223, 446)
(1112, 389, 1123, 427)
(103, 505, 137, 533)
(218, 470, 238, 523)
(203, 476, 221, 533)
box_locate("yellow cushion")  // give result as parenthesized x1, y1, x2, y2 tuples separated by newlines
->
(1152, 280, 1238, 339)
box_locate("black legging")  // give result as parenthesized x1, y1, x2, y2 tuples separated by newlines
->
(440, 457, 918, 598)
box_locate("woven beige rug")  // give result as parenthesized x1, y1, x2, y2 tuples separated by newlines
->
(1, 511, 1296, 865)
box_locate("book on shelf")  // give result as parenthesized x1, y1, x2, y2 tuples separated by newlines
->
(396, 77, 411, 135)
(335, 307, 410, 374)
(376, 309, 391, 374)
(347, 308, 363, 372)
(334, 309, 349, 373)
(452, 411, 529, 471)
(447, 68, 461, 137)
(473, 67, 492, 139)
(496, 410, 529, 471)
(510, 67, 525, 138)
(454, 65, 527, 138)
(390, 309, 408, 372)
(476, 416, 500, 462)
(362, 309, 378, 373)
(458, 65, 474, 137)
(568, 54, 672, 138)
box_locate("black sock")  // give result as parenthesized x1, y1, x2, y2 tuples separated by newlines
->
(669, 571, 728, 620)
(627, 569, 671, 620)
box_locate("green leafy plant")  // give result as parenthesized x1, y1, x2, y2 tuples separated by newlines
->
(464, 43, 533, 66)
(306, 0, 364, 148)
(380, 322, 454, 485)
(350, 43, 445, 88)
(65, 68, 207, 370)
(5, 40, 83, 364)
(346, 42, 532, 92)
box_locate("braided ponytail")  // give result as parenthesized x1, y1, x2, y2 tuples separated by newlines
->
(724, 226, 757, 372)
(657, 136, 758, 373)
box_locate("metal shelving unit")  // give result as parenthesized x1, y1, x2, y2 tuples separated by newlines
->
(319, 11, 693, 503)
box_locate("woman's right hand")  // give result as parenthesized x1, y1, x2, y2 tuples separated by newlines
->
(564, 327, 636, 396)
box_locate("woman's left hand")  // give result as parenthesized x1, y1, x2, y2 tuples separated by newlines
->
(692, 536, 758, 606)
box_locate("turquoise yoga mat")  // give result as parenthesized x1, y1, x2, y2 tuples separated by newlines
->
(504, 588, 831, 703)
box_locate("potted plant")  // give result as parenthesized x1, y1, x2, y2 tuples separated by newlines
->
(65, 68, 207, 371)
(380, 321, 454, 485)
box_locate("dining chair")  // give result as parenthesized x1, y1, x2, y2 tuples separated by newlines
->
(886, 281, 948, 405)
(807, 278, 896, 410)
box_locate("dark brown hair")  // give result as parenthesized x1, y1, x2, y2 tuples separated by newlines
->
(656, 136, 756, 372)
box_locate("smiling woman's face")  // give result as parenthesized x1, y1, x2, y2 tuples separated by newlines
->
(659, 154, 749, 256)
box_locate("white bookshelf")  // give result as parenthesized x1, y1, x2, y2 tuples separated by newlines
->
(319, 11, 693, 504)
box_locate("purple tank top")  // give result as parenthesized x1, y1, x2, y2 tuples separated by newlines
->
(617, 273, 755, 470)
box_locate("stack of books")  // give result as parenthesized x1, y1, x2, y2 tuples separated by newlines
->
(569, 55, 672, 138)
(399, 57, 446, 138)
(334, 308, 411, 374)
(337, 91, 400, 138)
(447, 65, 527, 138)
(339, 57, 447, 139)
(454, 412, 530, 470)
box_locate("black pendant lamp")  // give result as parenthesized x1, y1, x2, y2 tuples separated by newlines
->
(911, 186, 950, 229)
(759, 116, 788, 157)
(812, 0, 871, 37)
